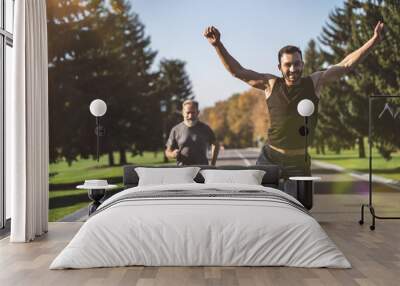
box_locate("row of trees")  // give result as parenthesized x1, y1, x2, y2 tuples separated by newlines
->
(310, 0, 400, 159)
(201, 90, 269, 148)
(47, 0, 194, 166)
(202, 0, 400, 159)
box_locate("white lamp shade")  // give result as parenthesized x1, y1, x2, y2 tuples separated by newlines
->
(89, 99, 107, 117)
(297, 99, 315, 117)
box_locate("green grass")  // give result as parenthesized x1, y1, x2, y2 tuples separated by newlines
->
(49, 189, 88, 199)
(49, 151, 171, 221)
(49, 202, 90, 222)
(309, 146, 400, 181)
(50, 151, 171, 184)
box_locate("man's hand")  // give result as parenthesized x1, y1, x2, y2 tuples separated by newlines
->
(210, 143, 220, 166)
(204, 26, 221, 46)
(171, 149, 180, 159)
(165, 147, 180, 160)
(372, 21, 384, 45)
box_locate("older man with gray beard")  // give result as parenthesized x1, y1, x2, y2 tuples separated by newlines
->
(165, 100, 220, 166)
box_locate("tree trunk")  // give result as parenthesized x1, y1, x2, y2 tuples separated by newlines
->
(321, 143, 326, 155)
(358, 136, 366, 158)
(316, 144, 320, 155)
(119, 149, 127, 165)
(108, 151, 114, 166)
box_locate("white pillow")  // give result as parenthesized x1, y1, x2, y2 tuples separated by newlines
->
(200, 169, 266, 185)
(135, 167, 200, 186)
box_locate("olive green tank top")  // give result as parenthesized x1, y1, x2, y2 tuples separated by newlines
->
(266, 77, 319, 149)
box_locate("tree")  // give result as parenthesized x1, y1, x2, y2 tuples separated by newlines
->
(156, 59, 195, 153)
(95, 0, 158, 165)
(318, 0, 366, 157)
(201, 89, 270, 148)
(201, 101, 233, 146)
(48, 0, 160, 166)
(303, 40, 328, 154)
(47, 0, 100, 165)
(358, 0, 400, 159)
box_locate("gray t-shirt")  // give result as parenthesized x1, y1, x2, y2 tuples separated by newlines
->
(166, 121, 216, 166)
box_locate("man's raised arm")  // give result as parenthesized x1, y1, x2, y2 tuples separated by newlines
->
(204, 26, 276, 91)
(311, 21, 384, 92)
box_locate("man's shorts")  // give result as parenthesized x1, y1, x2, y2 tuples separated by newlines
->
(256, 144, 311, 197)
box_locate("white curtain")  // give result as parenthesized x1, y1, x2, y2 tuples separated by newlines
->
(7, 0, 49, 242)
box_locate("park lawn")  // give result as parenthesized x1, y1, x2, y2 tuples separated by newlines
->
(50, 151, 172, 185)
(49, 189, 87, 199)
(48, 187, 125, 221)
(309, 147, 400, 181)
(49, 151, 171, 221)
(48, 202, 89, 222)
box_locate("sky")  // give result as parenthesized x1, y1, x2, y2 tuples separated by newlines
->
(129, 0, 345, 108)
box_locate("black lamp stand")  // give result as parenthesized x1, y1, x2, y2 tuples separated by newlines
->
(298, 116, 309, 175)
(304, 116, 309, 175)
(94, 117, 105, 162)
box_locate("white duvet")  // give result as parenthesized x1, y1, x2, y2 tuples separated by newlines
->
(50, 183, 351, 269)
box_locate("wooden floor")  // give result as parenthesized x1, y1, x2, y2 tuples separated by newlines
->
(1, 215, 400, 286)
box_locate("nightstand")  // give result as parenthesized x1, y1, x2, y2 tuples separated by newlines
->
(289, 176, 321, 210)
(77, 180, 117, 215)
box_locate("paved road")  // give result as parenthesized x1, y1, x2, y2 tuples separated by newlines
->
(220, 148, 400, 223)
(218, 148, 400, 193)
(62, 148, 400, 225)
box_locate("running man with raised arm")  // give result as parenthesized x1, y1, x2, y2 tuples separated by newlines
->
(204, 22, 384, 180)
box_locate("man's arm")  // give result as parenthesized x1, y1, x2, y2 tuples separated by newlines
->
(210, 142, 220, 166)
(204, 26, 276, 91)
(311, 21, 384, 92)
(165, 129, 179, 160)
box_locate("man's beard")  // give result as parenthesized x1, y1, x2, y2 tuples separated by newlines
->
(184, 119, 198, 127)
(283, 70, 302, 85)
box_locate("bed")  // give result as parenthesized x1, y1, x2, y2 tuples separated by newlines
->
(50, 165, 350, 269)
